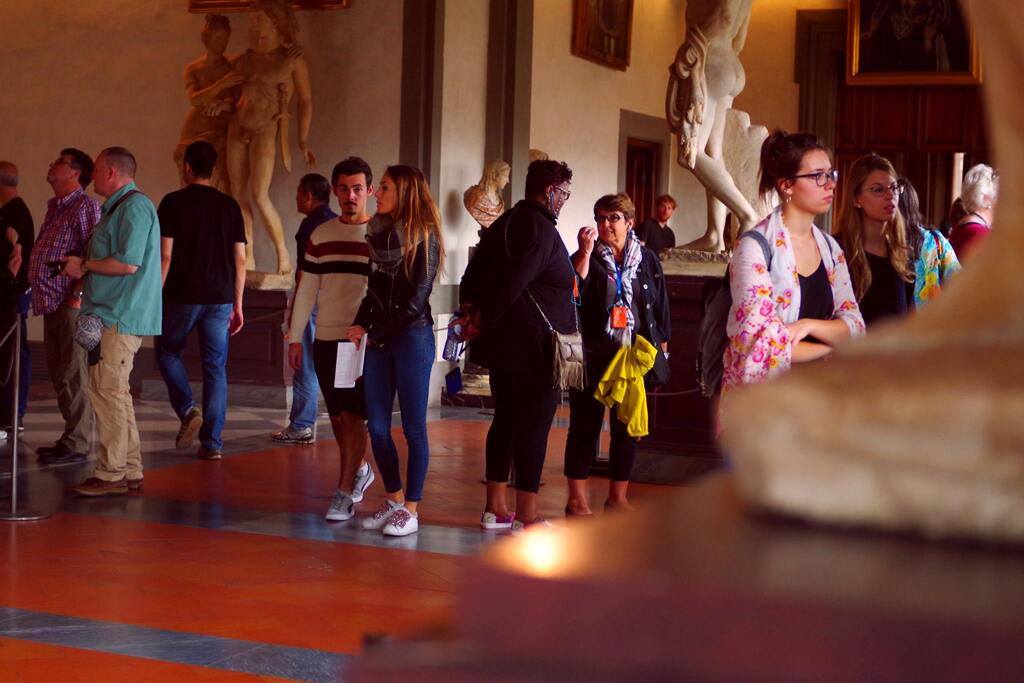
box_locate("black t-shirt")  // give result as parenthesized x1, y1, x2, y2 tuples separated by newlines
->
(158, 184, 246, 305)
(635, 219, 676, 254)
(860, 252, 909, 326)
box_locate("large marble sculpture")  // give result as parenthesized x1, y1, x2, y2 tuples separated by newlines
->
(463, 160, 510, 229)
(666, 0, 760, 253)
(175, 14, 240, 193)
(227, 0, 316, 284)
(722, 0, 1024, 543)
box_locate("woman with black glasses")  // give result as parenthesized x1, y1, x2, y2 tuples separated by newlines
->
(834, 154, 959, 326)
(562, 193, 670, 515)
(721, 131, 863, 402)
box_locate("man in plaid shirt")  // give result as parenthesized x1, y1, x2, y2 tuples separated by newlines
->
(27, 148, 100, 465)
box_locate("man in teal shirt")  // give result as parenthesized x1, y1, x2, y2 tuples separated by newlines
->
(63, 146, 161, 496)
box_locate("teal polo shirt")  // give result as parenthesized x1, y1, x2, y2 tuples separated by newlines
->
(82, 182, 163, 336)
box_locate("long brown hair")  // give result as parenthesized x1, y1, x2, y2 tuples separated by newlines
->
(382, 165, 445, 279)
(834, 153, 913, 301)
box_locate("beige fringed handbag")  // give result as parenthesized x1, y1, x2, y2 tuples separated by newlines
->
(526, 289, 585, 391)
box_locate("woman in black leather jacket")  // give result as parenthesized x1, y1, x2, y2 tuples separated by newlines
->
(348, 165, 444, 538)
(564, 193, 671, 515)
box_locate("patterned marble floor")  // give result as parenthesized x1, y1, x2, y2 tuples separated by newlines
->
(0, 389, 679, 681)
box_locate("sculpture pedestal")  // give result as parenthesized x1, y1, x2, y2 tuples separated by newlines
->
(143, 288, 292, 408)
(632, 273, 722, 484)
(659, 247, 728, 277)
(246, 271, 293, 290)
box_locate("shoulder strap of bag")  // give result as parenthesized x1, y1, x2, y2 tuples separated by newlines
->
(505, 204, 581, 335)
(83, 189, 143, 260)
(929, 228, 945, 286)
(104, 189, 142, 220)
(738, 229, 772, 270)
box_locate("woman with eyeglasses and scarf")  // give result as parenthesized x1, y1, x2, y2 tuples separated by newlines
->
(720, 131, 864, 405)
(562, 193, 671, 515)
(834, 154, 959, 327)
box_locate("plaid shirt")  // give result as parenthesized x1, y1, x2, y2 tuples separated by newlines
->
(28, 188, 101, 315)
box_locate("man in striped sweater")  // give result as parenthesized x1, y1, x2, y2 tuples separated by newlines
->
(287, 157, 375, 521)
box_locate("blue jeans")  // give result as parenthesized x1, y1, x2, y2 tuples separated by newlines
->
(289, 310, 319, 430)
(364, 325, 435, 502)
(156, 303, 233, 450)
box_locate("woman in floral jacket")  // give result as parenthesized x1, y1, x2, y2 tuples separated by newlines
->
(722, 131, 865, 397)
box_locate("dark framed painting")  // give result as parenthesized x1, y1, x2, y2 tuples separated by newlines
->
(571, 0, 634, 71)
(847, 0, 981, 85)
(189, 0, 348, 12)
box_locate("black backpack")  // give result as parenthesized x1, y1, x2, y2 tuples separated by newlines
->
(696, 231, 772, 398)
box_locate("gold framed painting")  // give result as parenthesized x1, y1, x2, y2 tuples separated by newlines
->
(189, 0, 348, 12)
(847, 0, 981, 85)
(571, 0, 634, 71)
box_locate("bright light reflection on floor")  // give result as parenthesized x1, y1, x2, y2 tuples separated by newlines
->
(519, 529, 565, 578)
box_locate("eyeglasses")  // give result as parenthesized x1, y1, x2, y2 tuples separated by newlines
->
(791, 170, 839, 187)
(594, 213, 624, 224)
(554, 186, 571, 201)
(863, 181, 905, 198)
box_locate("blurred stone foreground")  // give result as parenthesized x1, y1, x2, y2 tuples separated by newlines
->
(722, 0, 1024, 544)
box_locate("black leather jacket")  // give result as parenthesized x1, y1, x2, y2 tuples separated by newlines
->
(354, 226, 440, 347)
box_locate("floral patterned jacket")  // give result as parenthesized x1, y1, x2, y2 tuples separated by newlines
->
(913, 226, 960, 306)
(721, 208, 866, 394)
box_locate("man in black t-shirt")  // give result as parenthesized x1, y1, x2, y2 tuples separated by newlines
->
(0, 161, 34, 434)
(634, 194, 678, 255)
(155, 141, 247, 461)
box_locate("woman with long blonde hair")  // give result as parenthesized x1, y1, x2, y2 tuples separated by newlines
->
(348, 164, 444, 537)
(834, 153, 957, 325)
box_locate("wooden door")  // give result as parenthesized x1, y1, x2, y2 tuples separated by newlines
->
(625, 138, 659, 223)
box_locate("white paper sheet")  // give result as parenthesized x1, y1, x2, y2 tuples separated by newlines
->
(334, 339, 367, 389)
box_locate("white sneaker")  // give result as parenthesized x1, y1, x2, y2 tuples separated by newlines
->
(351, 461, 374, 503)
(325, 490, 355, 522)
(361, 500, 403, 530)
(382, 507, 418, 537)
(480, 511, 515, 530)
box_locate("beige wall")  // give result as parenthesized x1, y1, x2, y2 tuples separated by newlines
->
(437, 0, 490, 286)
(529, 0, 688, 246)
(1, 0, 403, 339)
(734, 0, 847, 131)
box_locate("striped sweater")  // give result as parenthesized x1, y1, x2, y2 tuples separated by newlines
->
(288, 218, 370, 343)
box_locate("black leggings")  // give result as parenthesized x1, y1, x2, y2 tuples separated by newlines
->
(485, 368, 560, 493)
(563, 387, 637, 482)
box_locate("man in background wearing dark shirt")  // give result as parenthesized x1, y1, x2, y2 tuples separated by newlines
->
(634, 194, 678, 255)
(0, 161, 34, 436)
(156, 141, 247, 461)
(270, 173, 336, 445)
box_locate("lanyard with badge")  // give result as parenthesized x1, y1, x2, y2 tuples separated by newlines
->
(610, 262, 628, 329)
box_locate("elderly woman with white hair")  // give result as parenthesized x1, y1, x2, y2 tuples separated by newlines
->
(950, 163, 998, 263)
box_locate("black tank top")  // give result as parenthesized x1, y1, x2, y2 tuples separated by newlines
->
(798, 259, 834, 321)
(860, 252, 909, 326)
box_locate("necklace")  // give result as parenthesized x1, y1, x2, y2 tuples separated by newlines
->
(967, 211, 989, 227)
